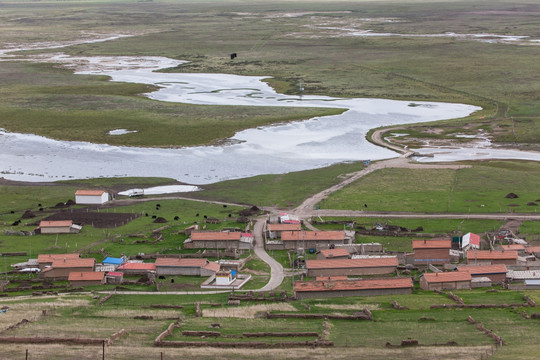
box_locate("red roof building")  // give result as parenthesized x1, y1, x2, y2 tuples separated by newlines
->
(40, 258, 95, 280)
(117, 262, 156, 275)
(420, 272, 472, 290)
(294, 277, 413, 299)
(317, 248, 350, 260)
(75, 189, 109, 205)
(412, 239, 452, 265)
(185, 231, 251, 250)
(267, 223, 302, 239)
(38, 253, 80, 270)
(68, 272, 105, 286)
(457, 264, 508, 284)
(306, 257, 398, 277)
(467, 250, 518, 265)
(280, 230, 348, 250)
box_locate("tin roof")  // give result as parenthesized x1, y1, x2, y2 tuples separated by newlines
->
(282, 230, 345, 241)
(457, 264, 508, 275)
(412, 239, 452, 249)
(191, 231, 241, 241)
(39, 220, 73, 228)
(295, 277, 413, 292)
(306, 257, 398, 270)
(68, 271, 104, 281)
(103, 257, 124, 265)
(75, 190, 107, 196)
(422, 272, 472, 283)
(467, 250, 518, 260)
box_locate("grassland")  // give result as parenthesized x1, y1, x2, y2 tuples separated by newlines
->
(0, 0, 538, 148)
(319, 161, 540, 213)
(1, 289, 538, 359)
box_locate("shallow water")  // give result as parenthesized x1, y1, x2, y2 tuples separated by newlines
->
(0, 47, 537, 184)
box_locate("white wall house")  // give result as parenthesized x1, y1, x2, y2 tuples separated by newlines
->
(75, 190, 110, 205)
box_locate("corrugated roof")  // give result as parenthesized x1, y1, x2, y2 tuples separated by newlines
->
(320, 248, 350, 258)
(467, 250, 518, 260)
(282, 230, 345, 241)
(457, 264, 508, 275)
(267, 223, 302, 231)
(423, 272, 472, 283)
(306, 257, 398, 270)
(295, 277, 413, 292)
(68, 271, 104, 281)
(191, 231, 241, 241)
(507, 270, 540, 280)
(155, 258, 207, 267)
(117, 263, 156, 271)
(412, 239, 451, 249)
(75, 190, 107, 196)
(103, 257, 124, 265)
(51, 258, 95, 268)
(39, 220, 73, 228)
(38, 253, 80, 263)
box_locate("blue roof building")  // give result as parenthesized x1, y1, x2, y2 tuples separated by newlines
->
(103, 257, 124, 267)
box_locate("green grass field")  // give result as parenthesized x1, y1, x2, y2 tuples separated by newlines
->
(319, 161, 540, 213)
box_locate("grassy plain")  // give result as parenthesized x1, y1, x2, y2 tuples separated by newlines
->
(0, 0, 538, 147)
(1, 290, 537, 359)
(319, 161, 540, 213)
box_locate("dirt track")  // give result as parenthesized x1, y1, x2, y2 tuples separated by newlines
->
(293, 127, 472, 217)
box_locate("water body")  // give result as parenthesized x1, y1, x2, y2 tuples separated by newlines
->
(0, 44, 536, 184)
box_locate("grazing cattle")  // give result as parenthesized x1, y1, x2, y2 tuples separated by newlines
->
(230, 53, 237, 59)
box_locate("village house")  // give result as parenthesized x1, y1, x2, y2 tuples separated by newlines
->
(317, 248, 350, 260)
(420, 272, 472, 291)
(117, 262, 156, 275)
(461, 232, 481, 251)
(294, 277, 413, 299)
(105, 271, 124, 284)
(457, 264, 508, 284)
(279, 230, 352, 250)
(37, 253, 80, 270)
(306, 257, 398, 277)
(266, 223, 301, 239)
(40, 258, 96, 280)
(68, 271, 105, 287)
(412, 239, 452, 265)
(184, 231, 253, 250)
(75, 189, 110, 205)
(37, 220, 81, 234)
(103, 257, 124, 269)
(155, 258, 220, 277)
(467, 250, 518, 266)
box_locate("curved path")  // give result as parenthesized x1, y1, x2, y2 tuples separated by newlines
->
(252, 217, 285, 291)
